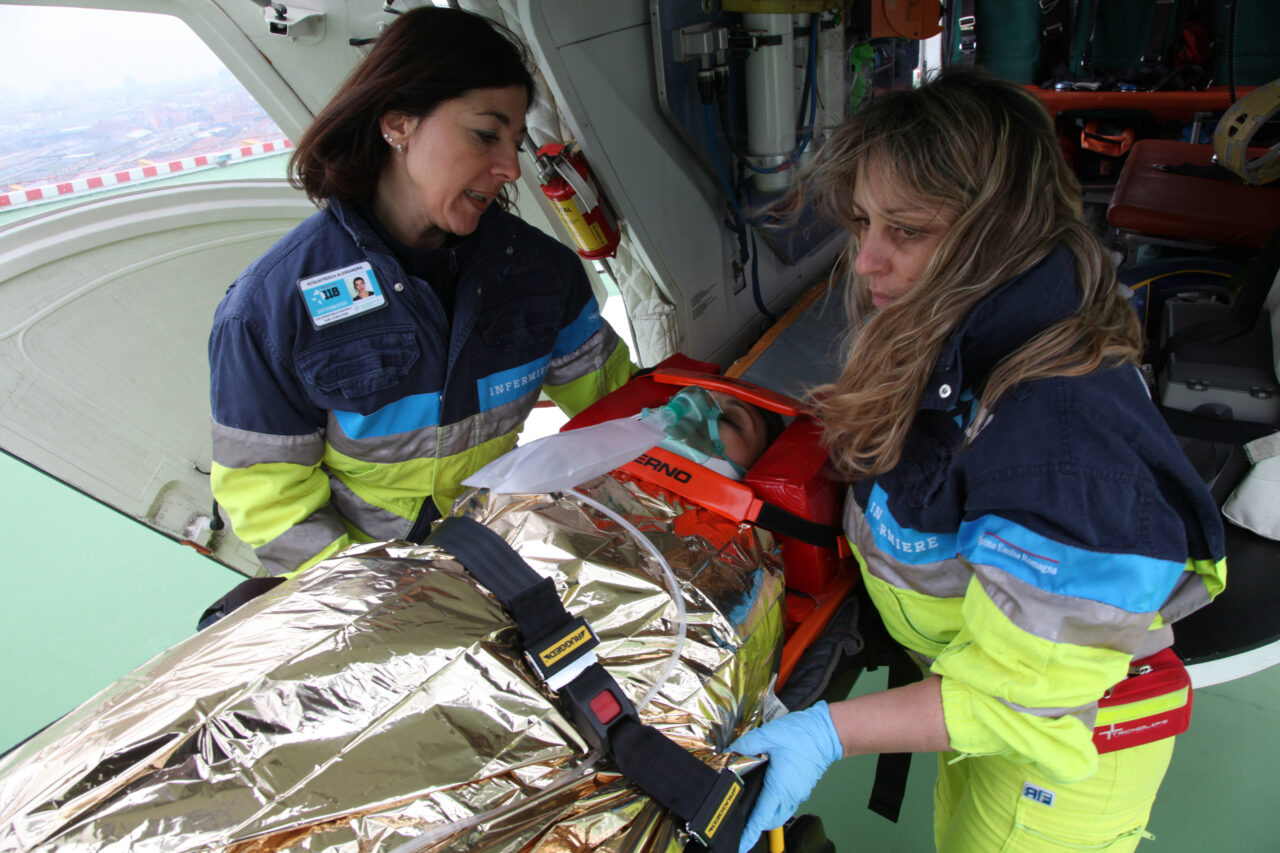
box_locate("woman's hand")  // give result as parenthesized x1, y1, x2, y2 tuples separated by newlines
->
(729, 701, 844, 853)
(729, 677, 949, 852)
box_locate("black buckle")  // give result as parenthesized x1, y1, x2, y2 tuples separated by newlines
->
(525, 615, 600, 689)
(557, 663, 638, 753)
(685, 768, 745, 847)
(957, 15, 977, 57)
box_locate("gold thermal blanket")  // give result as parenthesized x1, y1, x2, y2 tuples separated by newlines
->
(0, 477, 783, 851)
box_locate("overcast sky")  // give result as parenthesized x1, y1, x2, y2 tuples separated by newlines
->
(0, 5, 224, 99)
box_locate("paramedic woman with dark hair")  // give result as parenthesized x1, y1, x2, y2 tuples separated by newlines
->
(731, 68, 1226, 852)
(208, 6, 632, 577)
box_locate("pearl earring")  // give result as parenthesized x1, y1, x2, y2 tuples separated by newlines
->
(396, 143, 404, 154)
(384, 133, 392, 143)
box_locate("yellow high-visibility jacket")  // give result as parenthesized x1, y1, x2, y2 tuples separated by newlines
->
(845, 246, 1226, 782)
(210, 200, 633, 576)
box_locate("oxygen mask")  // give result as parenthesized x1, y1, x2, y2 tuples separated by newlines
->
(644, 386, 746, 479)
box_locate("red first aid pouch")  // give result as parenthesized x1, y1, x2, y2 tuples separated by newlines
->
(1093, 647, 1192, 754)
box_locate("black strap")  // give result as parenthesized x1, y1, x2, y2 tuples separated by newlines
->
(1142, 0, 1178, 67)
(1039, 0, 1075, 83)
(1153, 161, 1244, 183)
(754, 502, 844, 550)
(956, 0, 978, 65)
(426, 516, 746, 851)
(1080, 0, 1103, 79)
(611, 721, 739, 822)
(1160, 406, 1277, 446)
(197, 576, 286, 631)
(866, 655, 918, 823)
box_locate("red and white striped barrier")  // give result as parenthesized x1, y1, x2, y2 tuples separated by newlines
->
(0, 138, 293, 210)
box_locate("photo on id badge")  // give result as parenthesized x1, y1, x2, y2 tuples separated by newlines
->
(298, 262, 386, 328)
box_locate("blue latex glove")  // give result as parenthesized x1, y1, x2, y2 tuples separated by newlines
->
(729, 701, 844, 853)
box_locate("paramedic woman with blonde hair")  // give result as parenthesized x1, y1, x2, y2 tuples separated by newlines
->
(731, 68, 1226, 852)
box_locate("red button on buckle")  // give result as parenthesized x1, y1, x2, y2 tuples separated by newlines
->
(589, 689, 622, 724)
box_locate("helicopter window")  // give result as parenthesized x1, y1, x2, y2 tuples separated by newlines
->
(0, 5, 289, 229)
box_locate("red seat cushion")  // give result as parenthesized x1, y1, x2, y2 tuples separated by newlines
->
(1108, 139, 1280, 249)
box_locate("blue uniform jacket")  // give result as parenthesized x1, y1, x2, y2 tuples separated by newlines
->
(209, 198, 631, 574)
(844, 245, 1226, 780)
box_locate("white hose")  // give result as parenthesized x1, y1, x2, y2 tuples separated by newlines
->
(565, 486, 688, 714)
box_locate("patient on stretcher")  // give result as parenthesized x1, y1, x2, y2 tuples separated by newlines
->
(0, 358, 847, 853)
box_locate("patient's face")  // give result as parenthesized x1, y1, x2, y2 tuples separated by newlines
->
(710, 391, 771, 470)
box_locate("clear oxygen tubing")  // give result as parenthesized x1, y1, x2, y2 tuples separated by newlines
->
(389, 482, 691, 853)
(565, 484, 688, 714)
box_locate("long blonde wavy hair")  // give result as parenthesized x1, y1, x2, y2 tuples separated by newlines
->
(806, 67, 1140, 480)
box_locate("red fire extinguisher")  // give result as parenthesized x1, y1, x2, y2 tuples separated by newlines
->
(536, 143, 621, 260)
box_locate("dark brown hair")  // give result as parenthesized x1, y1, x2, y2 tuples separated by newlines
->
(289, 6, 536, 204)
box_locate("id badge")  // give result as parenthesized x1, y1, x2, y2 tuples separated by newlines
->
(297, 262, 386, 328)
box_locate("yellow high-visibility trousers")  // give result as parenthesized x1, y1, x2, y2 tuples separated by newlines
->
(934, 738, 1175, 852)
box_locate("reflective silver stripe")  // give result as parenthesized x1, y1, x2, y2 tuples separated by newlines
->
(328, 475, 416, 541)
(998, 696, 1099, 730)
(848, 498, 1161, 655)
(546, 325, 619, 386)
(326, 417, 441, 462)
(437, 417, 478, 459)
(436, 400, 527, 459)
(972, 559, 1154, 654)
(1158, 567, 1216, 625)
(482, 395, 536, 443)
(326, 396, 533, 463)
(255, 504, 348, 575)
(1134, 626, 1174, 660)
(211, 419, 325, 469)
(907, 649, 936, 669)
(845, 504, 970, 599)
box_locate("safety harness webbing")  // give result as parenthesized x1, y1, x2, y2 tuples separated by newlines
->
(426, 516, 746, 852)
(956, 0, 977, 65)
(753, 502, 844, 549)
(1038, 0, 1074, 84)
(867, 654, 918, 823)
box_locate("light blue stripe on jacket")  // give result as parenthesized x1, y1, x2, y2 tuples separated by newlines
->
(958, 514, 1185, 614)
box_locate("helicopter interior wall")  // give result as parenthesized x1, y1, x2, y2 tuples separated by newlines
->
(518, 0, 843, 366)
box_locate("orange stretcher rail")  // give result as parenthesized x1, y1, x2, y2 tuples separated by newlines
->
(1025, 85, 1257, 122)
(777, 567, 858, 690)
